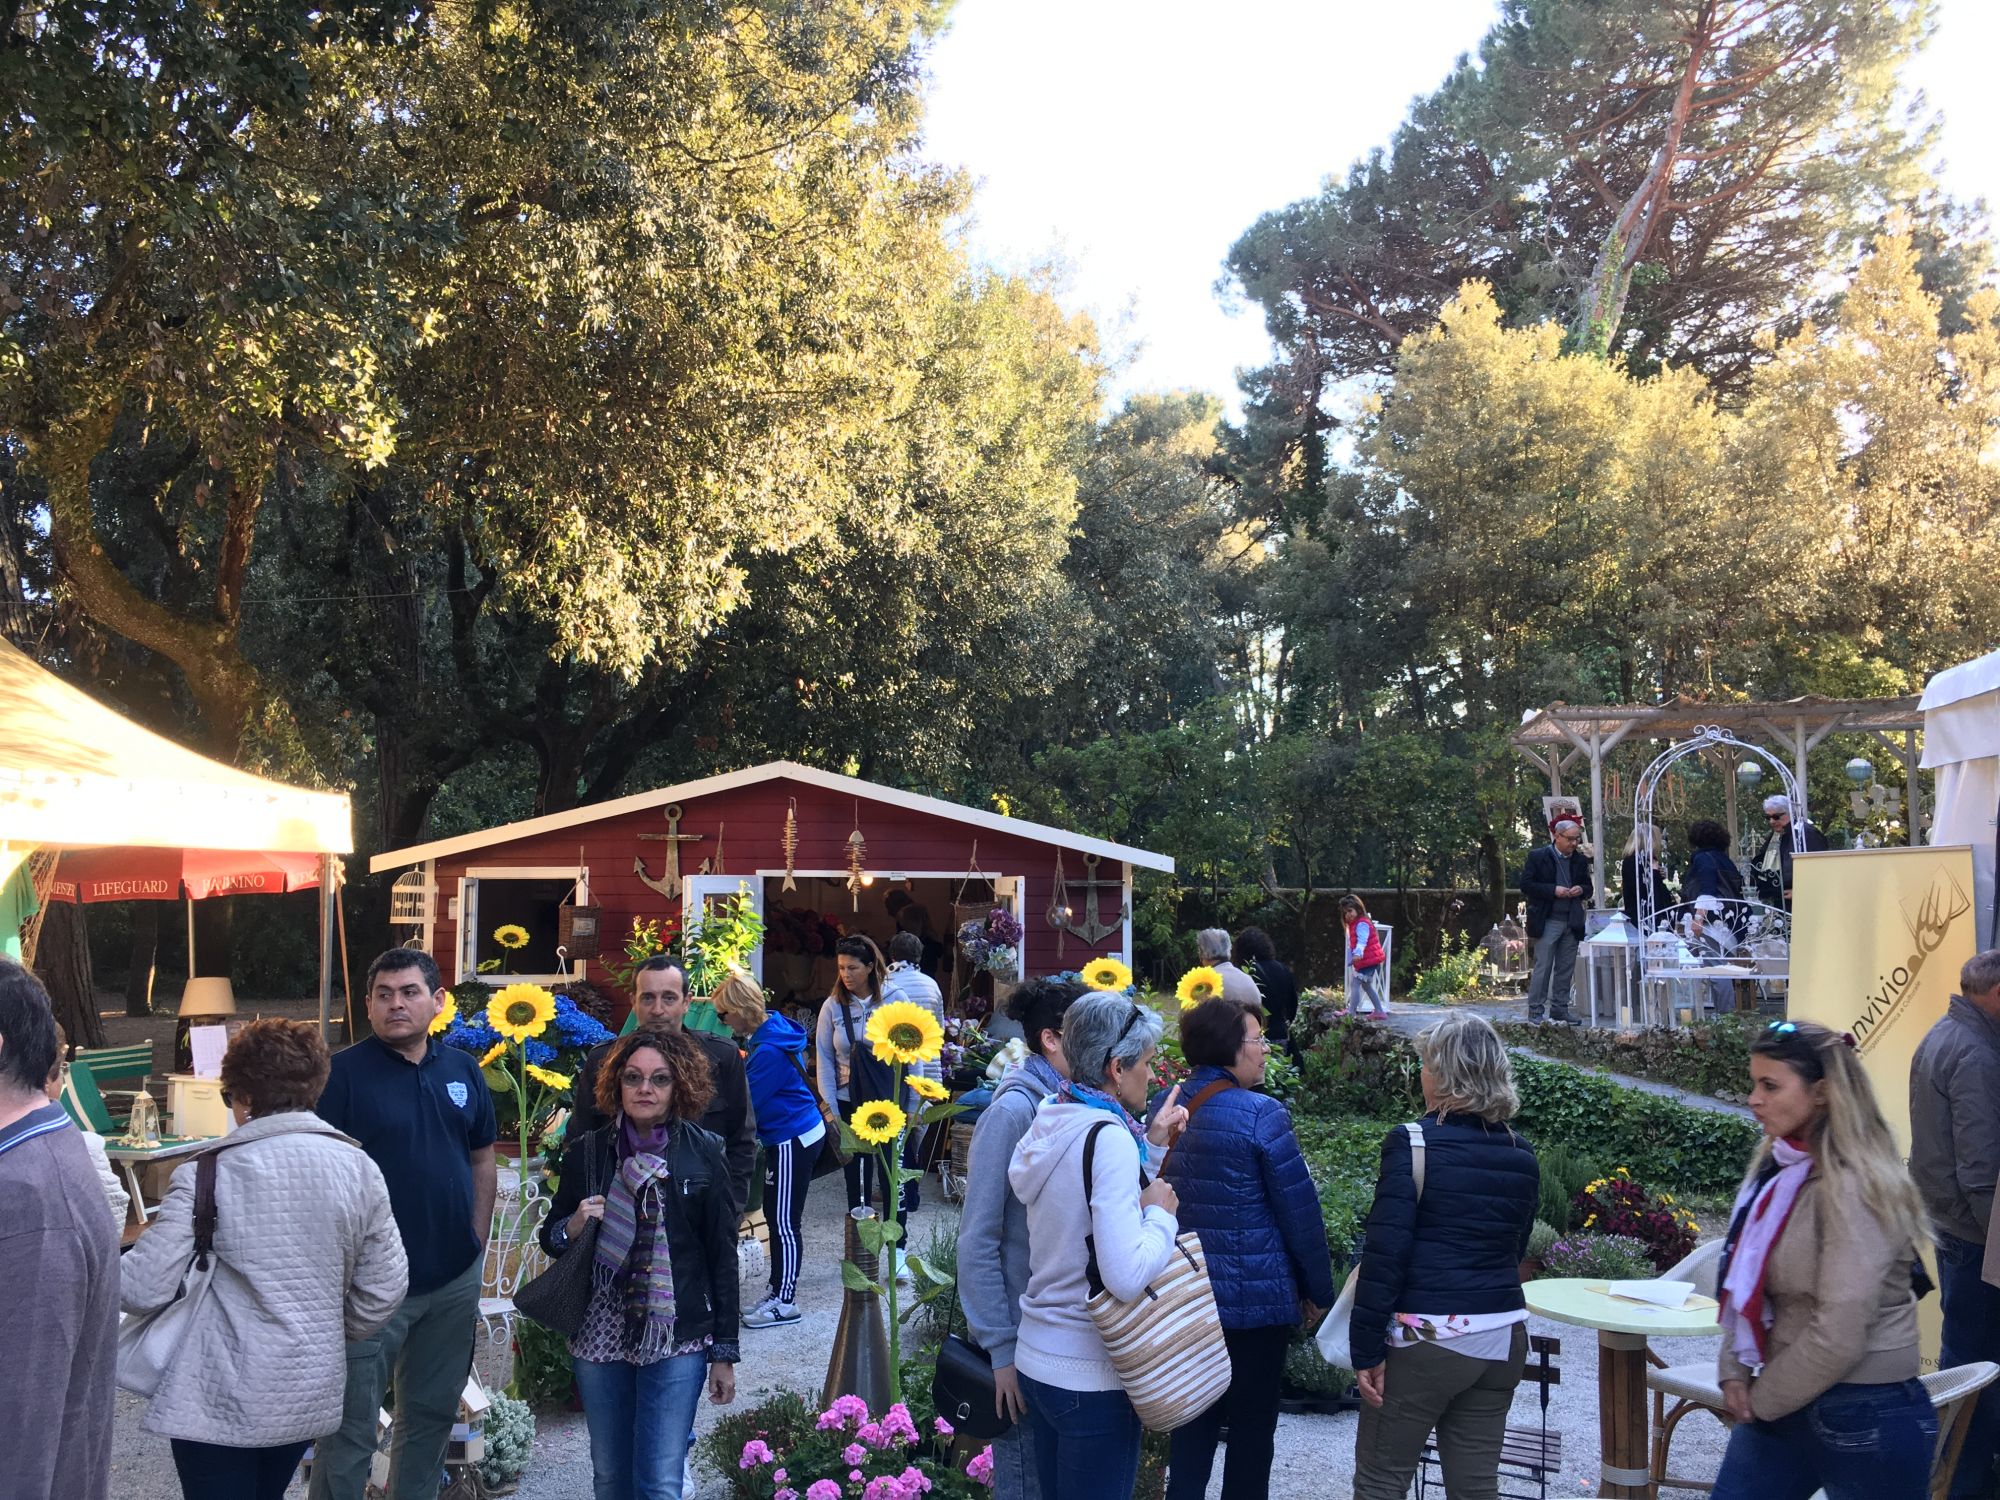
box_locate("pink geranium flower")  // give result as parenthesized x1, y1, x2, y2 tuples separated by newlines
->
(738, 1439, 774, 1469)
(966, 1446, 995, 1487)
(933, 1415, 955, 1439)
(844, 1443, 868, 1466)
(857, 1421, 888, 1449)
(806, 1483, 842, 1500)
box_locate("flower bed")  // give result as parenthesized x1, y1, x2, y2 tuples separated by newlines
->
(1493, 1013, 1757, 1099)
(700, 1393, 995, 1499)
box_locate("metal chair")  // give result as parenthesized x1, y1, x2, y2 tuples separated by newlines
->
(478, 1176, 550, 1347)
(1644, 1239, 1728, 1493)
(1415, 1333, 1563, 1499)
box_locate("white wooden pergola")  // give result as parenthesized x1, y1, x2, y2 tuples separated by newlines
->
(1511, 695, 1927, 908)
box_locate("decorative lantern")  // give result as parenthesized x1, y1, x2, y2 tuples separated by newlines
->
(1735, 759, 1763, 787)
(1581, 913, 1638, 1028)
(1845, 756, 1874, 784)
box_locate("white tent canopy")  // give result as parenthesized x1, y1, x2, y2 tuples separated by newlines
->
(0, 638, 353, 1037)
(1921, 648, 2000, 950)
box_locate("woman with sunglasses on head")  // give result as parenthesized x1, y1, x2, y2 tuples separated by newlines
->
(1711, 1019, 1935, 1499)
(1007, 989, 1190, 1500)
(540, 1029, 739, 1500)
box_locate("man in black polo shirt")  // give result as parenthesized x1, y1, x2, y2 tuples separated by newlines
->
(570, 955, 756, 1217)
(310, 947, 497, 1500)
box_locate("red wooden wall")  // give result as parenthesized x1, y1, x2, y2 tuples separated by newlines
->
(416, 774, 1131, 994)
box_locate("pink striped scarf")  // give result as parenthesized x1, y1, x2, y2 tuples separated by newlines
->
(1718, 1137, 1813, 1370)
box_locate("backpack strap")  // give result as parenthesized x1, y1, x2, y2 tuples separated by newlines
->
(1404, 1121, 1426, 1202)
(1156, 1077, 1235, 1175)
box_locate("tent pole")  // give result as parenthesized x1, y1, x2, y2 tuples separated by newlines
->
(336, 881, 354, 1043)
(186, 895, 196, 980)
(317, 854, 336, 1046)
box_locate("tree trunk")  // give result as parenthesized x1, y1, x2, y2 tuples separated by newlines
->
(1481, 830, 1507, 928)
(125, 902, 158, 1016)
(37, 900, 105, 1048)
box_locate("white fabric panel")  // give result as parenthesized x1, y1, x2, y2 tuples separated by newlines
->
(1931, 757, 2000, 950)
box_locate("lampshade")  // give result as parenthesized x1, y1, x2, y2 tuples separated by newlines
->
(179, 976, 238, 1017)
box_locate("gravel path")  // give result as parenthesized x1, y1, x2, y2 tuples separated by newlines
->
(108, 1151, 1736, 1499)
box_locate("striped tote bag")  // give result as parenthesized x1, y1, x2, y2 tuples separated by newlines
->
(1080, 1123, 1232, 1431)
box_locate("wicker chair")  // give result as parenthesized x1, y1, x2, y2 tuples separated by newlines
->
(1643, 1239, 1727, 1494)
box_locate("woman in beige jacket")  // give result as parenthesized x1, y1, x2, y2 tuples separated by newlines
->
(120, 1019, 407, 1500)
(1711, 1019, 1936, 1500)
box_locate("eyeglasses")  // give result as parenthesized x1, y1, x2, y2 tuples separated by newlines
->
(220, 1089, 233, 1107)
(1765, 813, 1786, 822)
(1244, 1035, 1272, 1051)
(1766, 1021, 1798, 1035)
(621, 1070, 674, 1090)
(1116, 1007, 1143, 1045)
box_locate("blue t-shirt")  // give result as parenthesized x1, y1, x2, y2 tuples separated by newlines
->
(317, 1035, 497, 1294)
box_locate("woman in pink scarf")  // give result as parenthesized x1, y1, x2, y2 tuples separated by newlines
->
(1711, 1020, 1935, 1499)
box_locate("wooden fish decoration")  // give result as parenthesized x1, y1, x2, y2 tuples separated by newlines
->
(781, 799, 798, 892)
(846, 825, 868, 910)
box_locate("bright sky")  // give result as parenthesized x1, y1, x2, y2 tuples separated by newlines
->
(922, 0, 2000, 411)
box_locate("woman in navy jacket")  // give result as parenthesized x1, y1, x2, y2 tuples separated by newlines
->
(1350, 1011, 1540, 1500)
(1154, 998, 1336, 1500)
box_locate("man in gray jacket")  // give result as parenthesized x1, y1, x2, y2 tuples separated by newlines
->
(0, 961, 118, 1500)
(959, 975, 1083, 1500)
(1911, 947, 2000, 1500)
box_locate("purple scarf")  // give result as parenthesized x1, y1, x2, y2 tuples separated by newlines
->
(1718, 1137, 1813, 1370)
(593, 1116, 677, 1357)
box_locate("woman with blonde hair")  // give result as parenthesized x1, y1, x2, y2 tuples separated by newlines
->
(713, 970, 826, 1328)
(1350, 1011, 1539, 1500)
(1620, 823, 1675, 929)
(1711, 1020, 1935, 1498)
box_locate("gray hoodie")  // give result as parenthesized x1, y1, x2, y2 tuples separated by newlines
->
(1007, 1099, 1178, 1392)
(958, 1060, 1058, 1371)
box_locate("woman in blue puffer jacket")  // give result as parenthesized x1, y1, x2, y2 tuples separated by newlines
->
(1152, 998, 1337, 1500)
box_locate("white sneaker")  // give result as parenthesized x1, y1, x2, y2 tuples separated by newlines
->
(742, 1300, 801, 1329)
(892, 1250, 914, 1284)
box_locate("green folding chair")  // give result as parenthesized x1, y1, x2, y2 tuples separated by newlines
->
(61, 1063, 124, 1135)
(73, 1042, 154, 1124)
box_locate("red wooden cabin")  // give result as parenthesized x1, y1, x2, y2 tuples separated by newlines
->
(369, 761, 1172, 1011)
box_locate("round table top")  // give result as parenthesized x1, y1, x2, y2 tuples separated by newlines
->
(1524, 1277, 1723, 1338)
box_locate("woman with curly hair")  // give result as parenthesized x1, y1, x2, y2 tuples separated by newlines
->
(120, 1019, 407, 1500)
(539, 1029, 739, 1499)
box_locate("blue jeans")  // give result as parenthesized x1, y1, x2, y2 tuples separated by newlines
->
(573, 1351, 708, 1500)
(1018, 1373, 1143, 1500)
(1939, 1231, 2000, 1498)
(1713, 1379, 1938, 1500)
(988, 1422, 1044, 1500)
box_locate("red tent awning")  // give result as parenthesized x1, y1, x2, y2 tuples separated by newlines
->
(49, 847, 325, 903)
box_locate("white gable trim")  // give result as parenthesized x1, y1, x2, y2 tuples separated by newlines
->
(368, 760, 1175, 875)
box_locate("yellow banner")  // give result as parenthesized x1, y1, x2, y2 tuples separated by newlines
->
(1790, 844, 1978, 1367)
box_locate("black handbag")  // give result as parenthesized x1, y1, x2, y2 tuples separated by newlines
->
(515, 1146, 604, 1336)
(930, 1262, 1014, 1441)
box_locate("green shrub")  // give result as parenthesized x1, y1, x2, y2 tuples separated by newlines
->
(1525, 1219, 1559, 1261)
(1296, 1115, 1400, 1260)
(1410, 932, 1484, 1006)
(695, 1391, 820, 1494)
(1283, 1335, 1355, 1397)
(1511, 1053, 1759, 1194)
(1540, 1233, 1657, 1280)
(507, 1318, 575, 1409)
(477, 1395, 535, 1488)
(1536, 1142, 1602, 1229)
(909, 1221, 965, 1346)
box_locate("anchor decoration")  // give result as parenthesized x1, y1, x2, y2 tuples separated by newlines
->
(634, 803, 705, 901)
(1048, 852, 1128, 944)
(780, 799, 799, 892)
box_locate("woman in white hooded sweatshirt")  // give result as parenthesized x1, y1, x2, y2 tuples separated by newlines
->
(1008, 988, 1189, 1500)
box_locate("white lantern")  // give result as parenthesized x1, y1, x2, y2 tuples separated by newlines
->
(1580, 914, 1639, 1029)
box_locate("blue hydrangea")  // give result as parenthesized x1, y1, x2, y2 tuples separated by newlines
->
(552, 995, 614, 1049)
(523, 1039, 558, 1066)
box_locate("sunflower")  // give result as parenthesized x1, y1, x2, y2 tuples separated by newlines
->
(865, 1001, 945, 1066)
(428, 993, 458, 1036)
(487, 983, 556, 1042)
(525, 1064, 573, 1092)
(480, 1042, 507, 1067)
(1080, 957, 1133, 992)
(493, 924, 531, 950)
(852, 1099, 907, 1146)
(1176, 966, 1225, 1009)
(907, 1074, 949, 1102)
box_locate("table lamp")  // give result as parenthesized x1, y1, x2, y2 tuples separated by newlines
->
(175, 976, 238, 1073)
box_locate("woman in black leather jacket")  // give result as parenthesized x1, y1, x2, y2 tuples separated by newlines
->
(540, 1029, 739, 1499)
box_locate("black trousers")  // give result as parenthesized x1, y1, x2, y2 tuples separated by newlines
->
(1165, 1322, 1292, 1500)
(764, 1131, 824, 1304)
(171, 1437, 310, 1500)
(838, 1098, 918, 1224)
